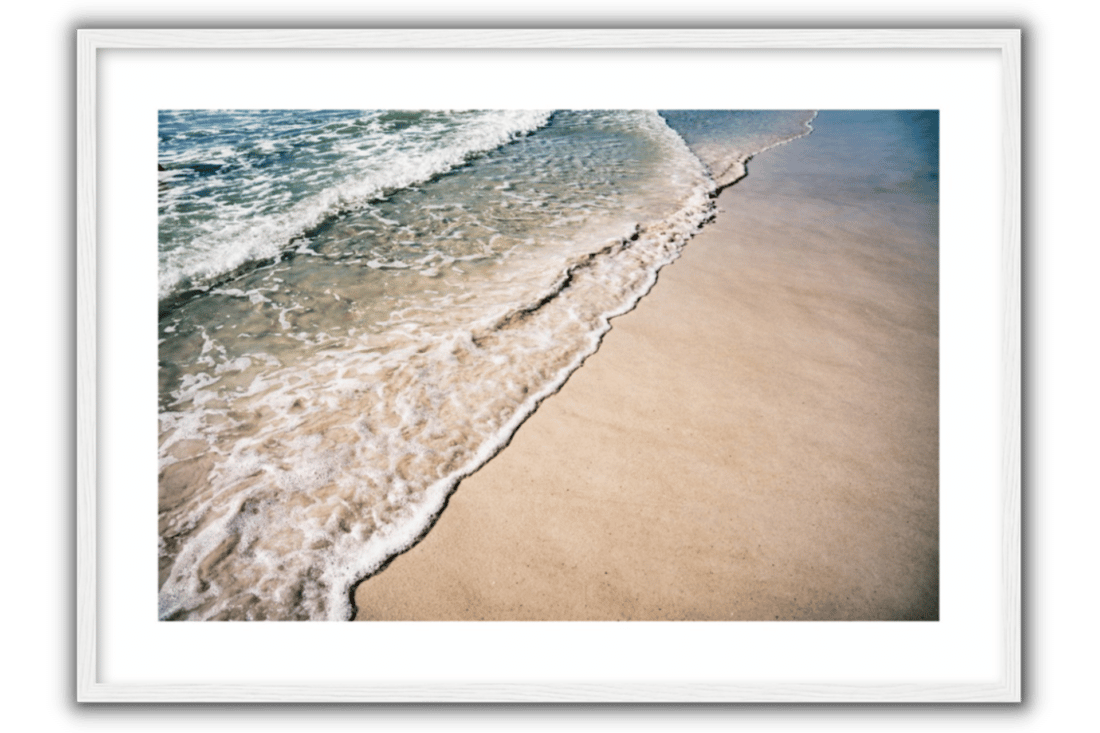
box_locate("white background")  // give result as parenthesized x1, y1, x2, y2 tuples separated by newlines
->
(99, 47, 1003, 690)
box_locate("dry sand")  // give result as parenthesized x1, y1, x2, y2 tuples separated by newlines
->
(353, 118, 938, 621)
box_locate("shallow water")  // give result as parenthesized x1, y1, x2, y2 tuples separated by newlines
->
(157, 109, 816, 621)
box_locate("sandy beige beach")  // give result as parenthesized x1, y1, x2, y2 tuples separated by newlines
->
(353, 114, 938, 621)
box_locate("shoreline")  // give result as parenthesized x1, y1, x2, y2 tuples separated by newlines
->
(352, 112, 939, 621)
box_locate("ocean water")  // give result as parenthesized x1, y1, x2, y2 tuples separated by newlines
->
(157, 109, 815, 621)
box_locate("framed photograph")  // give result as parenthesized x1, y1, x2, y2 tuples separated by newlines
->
(77, 29, 1021, 702)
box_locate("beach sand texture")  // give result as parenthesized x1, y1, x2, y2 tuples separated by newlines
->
(353, 111, 939, 621)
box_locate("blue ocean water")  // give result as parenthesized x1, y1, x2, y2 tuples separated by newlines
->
(157, 109, 815, 621)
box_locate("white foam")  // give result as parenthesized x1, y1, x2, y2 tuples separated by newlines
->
(159, 110, 553, 301)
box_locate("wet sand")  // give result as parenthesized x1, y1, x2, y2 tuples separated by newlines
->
(353, 113, 939, 621)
